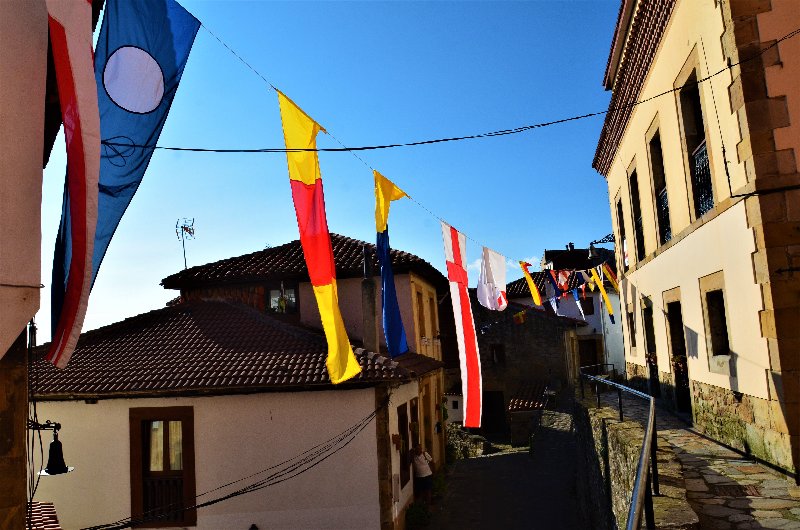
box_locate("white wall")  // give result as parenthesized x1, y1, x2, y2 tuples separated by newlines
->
(32, 389, 380, 529)
(621, 202, 769, 399)
(444, 395, 464, 425)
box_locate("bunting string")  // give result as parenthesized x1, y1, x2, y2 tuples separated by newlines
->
(99, 17, 800, 281)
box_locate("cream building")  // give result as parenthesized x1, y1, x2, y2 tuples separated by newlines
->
(594, 0, 800, 473)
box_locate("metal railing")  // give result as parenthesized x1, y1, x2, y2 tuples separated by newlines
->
(692, 140, 714, 218)
(579, 365, 659, 530)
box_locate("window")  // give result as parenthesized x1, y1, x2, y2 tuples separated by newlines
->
(580, 296, 595, 316)
(679, 71, 713, 218)
(268, 285, 297, 313)
(649, 131, 672, 244)
(452, 400, 459, 410)
(642, 305, 657, 358)
(629, 170, 646, 262)
(616, 199, 629, 271)
(130, 407, 195, 527)
(705, 290, 730, 356)
(397, 403, 410, 487)
(490, 344, 506, 366)
(627, 310, 637, 348)
(416, 290, 427, 339)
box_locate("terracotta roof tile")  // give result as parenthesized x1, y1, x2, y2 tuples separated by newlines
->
(31, 301, 438, 398)
(161, 233, 446, 290)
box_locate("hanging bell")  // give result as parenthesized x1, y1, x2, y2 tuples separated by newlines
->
(40, 431, 74, 476)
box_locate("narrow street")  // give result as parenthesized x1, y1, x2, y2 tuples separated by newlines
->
(430, 395, 580, 529)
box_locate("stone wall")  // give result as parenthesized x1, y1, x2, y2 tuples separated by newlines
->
(691, 379, 794, 473)
(574, 395, 641, 529)
(626, 362, 648, 393)
(574, 391, 699, 529)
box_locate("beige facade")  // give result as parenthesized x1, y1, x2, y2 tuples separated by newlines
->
(596, 0, 800, 472)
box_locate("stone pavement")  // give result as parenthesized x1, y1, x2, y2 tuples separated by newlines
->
(599, 392, 800, 529)
(429, 400, 580, 529)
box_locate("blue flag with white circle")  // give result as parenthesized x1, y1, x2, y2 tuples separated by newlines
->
(92, 0, 199, 281)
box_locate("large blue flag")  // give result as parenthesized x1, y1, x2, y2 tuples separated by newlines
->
(93, 0, 198, 280)
(52, 0, 198, 339)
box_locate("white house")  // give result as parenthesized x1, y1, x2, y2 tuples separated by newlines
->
(31, 299, 442, 529)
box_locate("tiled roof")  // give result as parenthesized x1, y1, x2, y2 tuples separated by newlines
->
(593, 0, 676, 175)
(27, 502, 62, 530)
(161, 233, 446, 290)
(506, 272, 582, 298)
(507, 381, 549, 413)
(395, 352, 444, 378)
(31, 301, 435, 398)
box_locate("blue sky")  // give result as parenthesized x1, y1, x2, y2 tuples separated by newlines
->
(38, 0, 620, 341)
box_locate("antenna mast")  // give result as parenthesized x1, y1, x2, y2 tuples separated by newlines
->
(176, 218, 195, 269)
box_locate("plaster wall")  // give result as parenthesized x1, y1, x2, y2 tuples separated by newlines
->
(32, 389, 380, 529)
(605, 0, 745, 250)
(0, 0, 47, 356)
(604, 0, 769, 398)
(299, 273, 440, 358)
(620, 201, 768, 399)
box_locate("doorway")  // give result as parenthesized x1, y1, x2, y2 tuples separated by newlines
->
(667, 301, 692, 415)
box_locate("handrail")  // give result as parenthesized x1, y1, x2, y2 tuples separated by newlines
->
(579, 367, 657, 530)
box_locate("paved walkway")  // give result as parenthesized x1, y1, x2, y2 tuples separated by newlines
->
(429, 398, 580, 529)
(599, 392, 800, 529)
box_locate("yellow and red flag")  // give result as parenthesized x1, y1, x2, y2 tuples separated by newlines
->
(601, 262, 619, 292)
(278, 91, 361, 384)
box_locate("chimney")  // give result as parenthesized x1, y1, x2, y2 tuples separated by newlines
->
(361, 245, 380, 353)
(568, 242, 575, 251)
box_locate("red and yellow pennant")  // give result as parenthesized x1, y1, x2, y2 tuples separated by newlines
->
(278, 91, 361, 384)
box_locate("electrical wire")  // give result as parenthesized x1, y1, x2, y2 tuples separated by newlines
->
(98, 23, 800, 272)
(100, 26, 800, 156)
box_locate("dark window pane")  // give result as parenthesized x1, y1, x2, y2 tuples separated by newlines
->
(706, 290, 730, 356)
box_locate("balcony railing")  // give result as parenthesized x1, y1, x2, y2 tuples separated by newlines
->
(692, 140, 714, 217)
(656, 188, 671, 243)
(143, 476, 185, 523)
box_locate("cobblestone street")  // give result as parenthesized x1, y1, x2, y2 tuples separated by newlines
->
(430, 398, 580, 529)
(599, 392, 800, 529)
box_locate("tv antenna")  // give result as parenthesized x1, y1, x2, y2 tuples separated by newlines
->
(176, 218, 195, 269)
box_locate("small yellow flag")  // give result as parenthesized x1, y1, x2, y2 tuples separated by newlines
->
(374, 170, 408, 232)
(591, 267, 614, 317)
(277, 91, 325, 186)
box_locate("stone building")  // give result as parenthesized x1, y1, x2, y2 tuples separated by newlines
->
(469, 290, 583, 434)
(594, 0, 800, 473)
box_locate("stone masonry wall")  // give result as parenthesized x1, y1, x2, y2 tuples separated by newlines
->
(574, 394, 642, 530)
(692, 379, 794, 472)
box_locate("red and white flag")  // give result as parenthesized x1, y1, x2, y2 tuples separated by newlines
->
(441, 222, 482, 427)
(477, 246, 508, 311)
(46, 0, 100, 368)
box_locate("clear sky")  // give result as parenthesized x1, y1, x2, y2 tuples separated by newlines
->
(38, 0, 621, 342)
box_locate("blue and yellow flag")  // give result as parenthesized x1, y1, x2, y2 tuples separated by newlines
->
(374, 171, 409, 357)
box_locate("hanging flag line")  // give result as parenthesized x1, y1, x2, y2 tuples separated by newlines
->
(100, 25, 800, 155)
(98, 18, 800, 284)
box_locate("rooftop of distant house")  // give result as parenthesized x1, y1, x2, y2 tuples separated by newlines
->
(31, 300, 442, 399)
(161, 233, 446, 291)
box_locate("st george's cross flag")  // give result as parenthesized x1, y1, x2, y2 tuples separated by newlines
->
(45, 0, 101, 368)
(442, 222, 482, 427)
(278, 91, 361, 384)
(50, 0, 199, 368)
(477, 247, 508, 311)
(374, 171, 409, 357)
